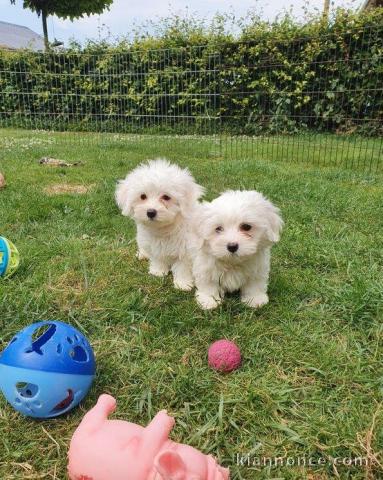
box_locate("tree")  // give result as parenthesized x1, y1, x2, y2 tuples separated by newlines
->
(10, 0, 114, 51)
(323, 0, 330, 21)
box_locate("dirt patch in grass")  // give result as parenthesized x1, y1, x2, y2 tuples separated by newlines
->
(44, 183, 94, 195)
(45, 268, 112, 313)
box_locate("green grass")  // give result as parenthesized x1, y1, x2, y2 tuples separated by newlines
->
(0, 128, 382, 479)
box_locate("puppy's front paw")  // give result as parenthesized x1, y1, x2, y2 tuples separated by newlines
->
(241, 292, 269, 309)
(149, 265, 169, 277)
(196, 292, 220, 310)
(174, 277, 194, 291)
(137, 250, 149, 260)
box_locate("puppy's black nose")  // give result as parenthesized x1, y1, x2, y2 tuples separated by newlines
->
(227, 242, 239, 253)
(147, 209, 157, 219)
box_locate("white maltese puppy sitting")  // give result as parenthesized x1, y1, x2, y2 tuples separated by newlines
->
(116, 159, 204, 290)
(193, 190, 283, 309)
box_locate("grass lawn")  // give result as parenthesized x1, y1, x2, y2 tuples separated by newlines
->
(0, 128, 382, 479)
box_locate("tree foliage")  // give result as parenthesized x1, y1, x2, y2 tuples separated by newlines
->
(10, 0, 113, 19)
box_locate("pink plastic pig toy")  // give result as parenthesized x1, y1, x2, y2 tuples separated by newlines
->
(68, 394, 230, 480)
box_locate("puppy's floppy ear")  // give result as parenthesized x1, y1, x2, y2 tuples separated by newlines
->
(186, 180, 205, 205)
(115, 178, 133, 217)
(246, 191, 283, 243)
(179, 170, 205, 214)
(264, 201, 283, 243)
(193, 201, 213, 240)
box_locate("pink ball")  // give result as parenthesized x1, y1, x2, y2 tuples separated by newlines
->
(208, 340, 241, 373)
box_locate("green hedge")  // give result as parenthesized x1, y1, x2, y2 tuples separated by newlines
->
(0, 9, 382, 135)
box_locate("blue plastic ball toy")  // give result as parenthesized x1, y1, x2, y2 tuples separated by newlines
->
(0, 321, 96, 418)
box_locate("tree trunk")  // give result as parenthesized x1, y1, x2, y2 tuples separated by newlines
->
(41, 10, 49, 51)
(323, 0, 330, 21)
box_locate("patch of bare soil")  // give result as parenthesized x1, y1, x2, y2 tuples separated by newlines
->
(44, 183, 94, 195)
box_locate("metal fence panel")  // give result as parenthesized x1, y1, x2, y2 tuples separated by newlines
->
(0, 26, 382, 171)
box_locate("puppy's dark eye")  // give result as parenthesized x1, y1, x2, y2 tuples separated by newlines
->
(140, 194, 147, 200)
(240, 223, 252, 232)
(215, 226, 224, 233)
(161, 194, 171, 201)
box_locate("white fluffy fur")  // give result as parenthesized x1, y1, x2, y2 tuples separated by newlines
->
(116, 158, 204, 290)
(192, 190, 283, 309)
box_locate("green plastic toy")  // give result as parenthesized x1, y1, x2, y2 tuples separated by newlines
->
(0, 236, 20, 278)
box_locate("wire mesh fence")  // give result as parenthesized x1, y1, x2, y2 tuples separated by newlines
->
(0, 46, 220, 134)
(0, 22, 382, 171)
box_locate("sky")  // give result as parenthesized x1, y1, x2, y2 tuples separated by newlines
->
(0, 0, 363, 45)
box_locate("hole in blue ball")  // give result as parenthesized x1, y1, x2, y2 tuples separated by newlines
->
(51, 389, 74, 412)
(67, 337, 73, 344)
(70, 345, 88, 362)
(57, 343, 62, 354)
(16, 382, 39, 399)
(25, 324, 57, 355)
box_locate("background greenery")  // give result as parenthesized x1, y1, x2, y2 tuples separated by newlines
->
(0, 9, 382, 136)
(0, 129, 382, 479)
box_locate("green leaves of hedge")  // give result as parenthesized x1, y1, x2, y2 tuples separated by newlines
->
(0, 9, 382, 136)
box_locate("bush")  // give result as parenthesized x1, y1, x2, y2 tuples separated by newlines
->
(0, 8, 382, 135)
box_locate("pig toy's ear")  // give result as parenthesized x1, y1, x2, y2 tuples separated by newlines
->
(154, 450, 187, 480)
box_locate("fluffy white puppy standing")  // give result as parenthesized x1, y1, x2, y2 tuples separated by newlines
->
(193, 190, 283, 309)
(116, 159, 204, 290)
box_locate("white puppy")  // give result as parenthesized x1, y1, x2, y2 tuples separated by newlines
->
(192, 190, 283, 309)
(116, 159, 204, 290)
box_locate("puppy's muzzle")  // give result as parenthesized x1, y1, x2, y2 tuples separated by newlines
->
(227, 242, 239, 253)
(147, 209, 157, 219)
